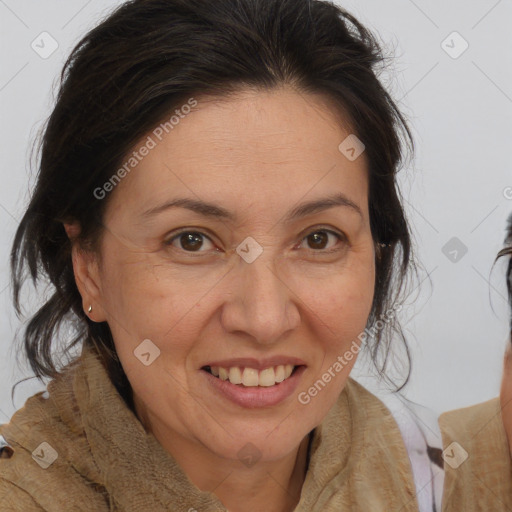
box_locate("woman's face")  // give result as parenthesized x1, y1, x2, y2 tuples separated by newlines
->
(85, 87, 376, 464)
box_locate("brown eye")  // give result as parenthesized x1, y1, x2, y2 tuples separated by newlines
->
(166, 231, 215, 252)
(180, 232, 203, 251)
(307, 231, 329, 250)
(299, 229, 345, 252)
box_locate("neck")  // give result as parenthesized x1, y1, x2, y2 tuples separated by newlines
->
(205, 433, 311, 512)
(136, 399, 311, 512)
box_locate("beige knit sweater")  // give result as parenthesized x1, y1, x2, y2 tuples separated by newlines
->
(0, 346, 419, 511)
(439, 398, 512, 511)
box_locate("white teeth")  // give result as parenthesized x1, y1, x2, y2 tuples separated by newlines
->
(274, 365, 285, 383)
(228, 367, 243, 385)
(259, 367, 276, 387)
(242, 368, 259, 386)
(208, 364, 297, 387)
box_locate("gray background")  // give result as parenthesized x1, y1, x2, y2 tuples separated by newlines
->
(0, 0, 511, 422)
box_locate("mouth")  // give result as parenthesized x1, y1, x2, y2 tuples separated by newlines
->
(201, 364, 304, 387)
(200, 363, 307, 408)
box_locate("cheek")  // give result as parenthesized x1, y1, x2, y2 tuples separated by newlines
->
(294, 263, 374, 422)
(300, 256, 375, 332)
(98, 253, 195, 324)
(297, 255, 375, 384)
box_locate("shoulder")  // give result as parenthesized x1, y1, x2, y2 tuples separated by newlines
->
(439, 396, 503, 437)
(0, 389, 68, 511)
(343, 377, 393, 414)
(439, 397, 510, 463)
(348, 380, 445, 512)
(439, 397, 512, 510)
(344, 377, 421, 433)
(0, 361, 110, 511)
(342, 379, 415, 469)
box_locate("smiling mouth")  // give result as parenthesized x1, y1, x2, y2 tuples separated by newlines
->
(202, 364, 302, 387)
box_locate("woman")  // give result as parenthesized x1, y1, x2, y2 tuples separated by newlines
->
(0, 0, 421, 510)
(439, 215, 512, 511)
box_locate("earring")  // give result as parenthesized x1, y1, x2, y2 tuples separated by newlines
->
(87, 305, 92, 313)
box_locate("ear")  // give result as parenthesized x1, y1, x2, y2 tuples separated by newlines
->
(64, 221, 107, 322)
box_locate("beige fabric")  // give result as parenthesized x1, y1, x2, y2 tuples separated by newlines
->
(439, 398, 512, 511)
(0, 345, 419, 511)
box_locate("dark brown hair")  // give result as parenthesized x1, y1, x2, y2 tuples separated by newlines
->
(11, 0, 415, 405)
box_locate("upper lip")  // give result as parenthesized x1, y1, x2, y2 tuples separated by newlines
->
(202, 356, 306, 371)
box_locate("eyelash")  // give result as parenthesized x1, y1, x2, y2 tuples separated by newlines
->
(164, 227, 348, 255)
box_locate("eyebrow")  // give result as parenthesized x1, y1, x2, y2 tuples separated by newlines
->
(141, 192, 363, 223)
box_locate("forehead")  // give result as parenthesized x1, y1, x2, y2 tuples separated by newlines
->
(106, 87, 369, 222)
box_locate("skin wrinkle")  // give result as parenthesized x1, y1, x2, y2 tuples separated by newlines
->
(70, 86, 376, 512)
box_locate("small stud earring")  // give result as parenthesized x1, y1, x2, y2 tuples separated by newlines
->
(88, 305, 92, 313)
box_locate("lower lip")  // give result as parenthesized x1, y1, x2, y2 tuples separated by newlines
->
(201, 366, 306, 409)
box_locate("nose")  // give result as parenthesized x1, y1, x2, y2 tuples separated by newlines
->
(220, 255, 301, 345)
